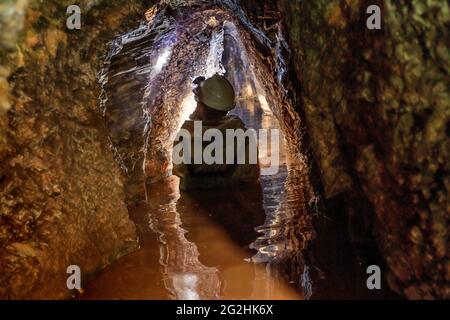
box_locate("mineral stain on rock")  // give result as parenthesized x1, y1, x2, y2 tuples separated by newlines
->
(0, 0, 448, 300)
(277, 0, 449, 299)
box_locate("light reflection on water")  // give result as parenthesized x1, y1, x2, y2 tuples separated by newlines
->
(82, 84, 305, 300)
(82, 171, 301, 299)
(88, 75, 305, 299)
(223, 21, 312, 276)
(85, 10, 309, 300)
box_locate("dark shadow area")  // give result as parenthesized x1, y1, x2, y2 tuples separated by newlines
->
(307, 194, 402, 299)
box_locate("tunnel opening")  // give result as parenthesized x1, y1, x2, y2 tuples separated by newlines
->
(94, 1, 314, 299)
(88, 0, 399, 300)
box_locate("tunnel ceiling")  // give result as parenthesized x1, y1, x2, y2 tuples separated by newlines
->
(101, 0, 306, 185)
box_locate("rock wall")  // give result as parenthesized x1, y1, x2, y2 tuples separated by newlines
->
(0, 0, 154, 299)
(277, 0, 449, 299)
(1, 0, 447, 300)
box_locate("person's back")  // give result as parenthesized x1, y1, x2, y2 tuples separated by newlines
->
(172, 74, 259, 191)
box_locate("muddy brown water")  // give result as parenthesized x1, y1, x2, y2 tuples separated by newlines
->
(82, 96, 398, 300)
(82, 96, 306, 299)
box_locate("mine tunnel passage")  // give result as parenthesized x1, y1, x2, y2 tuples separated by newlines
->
(83, 3, 396, 299)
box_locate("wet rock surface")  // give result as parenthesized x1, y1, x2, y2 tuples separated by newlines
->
(277, 0, 449, 299)
(0, 0, 156, 299)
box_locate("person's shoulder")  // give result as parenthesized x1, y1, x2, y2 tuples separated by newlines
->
(224, 115, 246, 129)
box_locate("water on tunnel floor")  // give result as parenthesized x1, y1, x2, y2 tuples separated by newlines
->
(82, 95, 303, 300)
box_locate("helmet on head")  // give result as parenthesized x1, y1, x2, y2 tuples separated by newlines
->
(192, 74, 235, 111)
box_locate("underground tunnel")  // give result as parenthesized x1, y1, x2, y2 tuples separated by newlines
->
(0, 0, 448, 301)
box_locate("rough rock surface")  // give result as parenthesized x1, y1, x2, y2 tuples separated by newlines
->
(1, 0, 448, 300)
(278, 0, 449, 299)
(0, 0, 155, 299)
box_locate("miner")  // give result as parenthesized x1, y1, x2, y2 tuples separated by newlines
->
(172, 74, 259, 190)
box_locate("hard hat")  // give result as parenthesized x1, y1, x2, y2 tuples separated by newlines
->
(193, 74, 235, 111)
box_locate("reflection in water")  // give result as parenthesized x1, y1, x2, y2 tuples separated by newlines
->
(84, 13, 309, 300)
(146, 177, 221, 300)
(83, 72, 305, 300)
(85, 71, 304, 298)
(223, 20, 315, 298)
(156, 169, 304, 299)
(82, 174, 301, 300)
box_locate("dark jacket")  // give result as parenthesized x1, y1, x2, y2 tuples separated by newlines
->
(173, 115, 259, 190)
